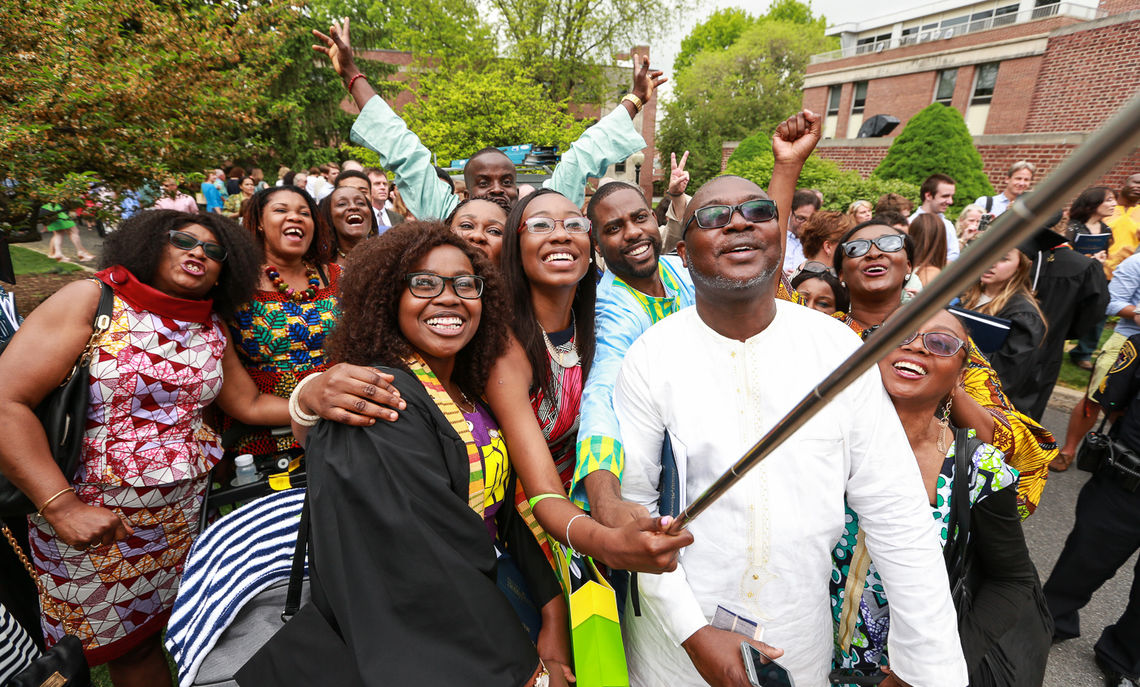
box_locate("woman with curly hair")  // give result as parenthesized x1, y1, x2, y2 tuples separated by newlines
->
(0, 210, 288, 686)
(224, 186, 338, 457)
(264, 221, 572, 685)
(318, 185, 374, 266)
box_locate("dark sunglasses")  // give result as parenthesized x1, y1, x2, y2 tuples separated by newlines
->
(169, 230, 227, 262)
(841, 234, 906, 258)
(900, 331, 967, 357)
(684, 199, 778, 235)
(406, 272, 485, 300)
(791, 260, 836, 280)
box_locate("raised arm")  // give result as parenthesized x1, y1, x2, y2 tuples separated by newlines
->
(768, 110, 822, 245)
(313, 18, 458, 220)
(541, 57, 663, 207)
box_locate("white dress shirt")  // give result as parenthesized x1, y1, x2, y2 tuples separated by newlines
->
(783, 231, 805, 274)
(616, 302, 967, 687)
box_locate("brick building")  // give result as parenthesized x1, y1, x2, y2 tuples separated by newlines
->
(723, 0, 1140, 192)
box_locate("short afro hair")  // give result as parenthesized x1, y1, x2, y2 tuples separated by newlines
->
(99, 209, 260, 318)
(586, 181, 647, 236)
(327, 221, 510, 400)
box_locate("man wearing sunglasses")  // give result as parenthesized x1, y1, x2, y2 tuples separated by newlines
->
(571, 112, 821, 526)
(613, 175, 967, 687)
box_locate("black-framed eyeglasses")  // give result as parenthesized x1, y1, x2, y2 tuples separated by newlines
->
(406, 272, 485, 300)
(168, 230, 227, 262)
(840, 234, 905, 258)
(684, 199, 778, 235)
(900, 331, 967, 357)
(523, 216, 591, 234)
(791, 260, 836, 280)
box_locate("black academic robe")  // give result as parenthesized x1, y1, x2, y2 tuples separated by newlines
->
(1024, 247, 1109, 420)
(987, 293, 1047, 414)
(248, 368, 544, 686)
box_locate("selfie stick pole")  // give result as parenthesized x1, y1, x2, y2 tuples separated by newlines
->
(671, 93, 1140, 532)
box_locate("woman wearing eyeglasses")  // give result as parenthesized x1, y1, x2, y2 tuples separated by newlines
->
(0, 210, 288, 685)
(830, 309, 1041, 687)
(833, 221, 1057, 517)
(222, 186, 339, 457)
(260, 222, 572, 685)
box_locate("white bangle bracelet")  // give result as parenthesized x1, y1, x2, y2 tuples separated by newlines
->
(289, 374, 322, 427)
(565, 513, 590, 554)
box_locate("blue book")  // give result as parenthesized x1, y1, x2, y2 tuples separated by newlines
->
(1072, 232, 1110, 256)
(949, 306, 1012, 355)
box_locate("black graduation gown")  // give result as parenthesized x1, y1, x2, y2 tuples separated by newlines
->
(987, 293, 1047, 414)
(247, 368, 543, 686)
(1024, 247, 1109, 420)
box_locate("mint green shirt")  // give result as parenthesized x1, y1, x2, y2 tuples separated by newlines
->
(349, 96, 647, 219)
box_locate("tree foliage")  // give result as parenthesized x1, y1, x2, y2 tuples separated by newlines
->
(400, 62, 590, 164)
(873, 103, 993, 218)
(672, 8, 757, 75)
(489, 0, 682, 102)
(657, 1, 834, 187)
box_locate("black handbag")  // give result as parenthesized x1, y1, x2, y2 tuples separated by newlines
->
(0, 281, 112, 517)
(944, 428, 1053, 687)
(1, 523, 91, 687)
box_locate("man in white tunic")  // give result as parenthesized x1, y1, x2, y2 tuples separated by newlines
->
(615, 175, 968, 687)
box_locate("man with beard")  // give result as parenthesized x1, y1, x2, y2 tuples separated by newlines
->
(614, 174, 966, 687)
(315, 18, 659, 219)
(571, 112, 821, 523)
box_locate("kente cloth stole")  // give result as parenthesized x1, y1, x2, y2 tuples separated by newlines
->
(613, 262, 682, 324)
(406, 355, 485, 518)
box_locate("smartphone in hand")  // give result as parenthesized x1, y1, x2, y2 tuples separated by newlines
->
(740, 642, 796, 687)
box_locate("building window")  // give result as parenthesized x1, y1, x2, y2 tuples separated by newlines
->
(1032, 0, 1061, 18)
(934, 69, 957, 105)
(971, 63, 999, 105)
(969, 9, 993, 32)
(827, 86, 842, 116)
(851, 82, 868, 114)
(855, 33, 891, 53)
(994, 3, 1019, 26)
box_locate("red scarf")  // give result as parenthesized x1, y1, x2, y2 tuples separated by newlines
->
(95, 265, 215, 323)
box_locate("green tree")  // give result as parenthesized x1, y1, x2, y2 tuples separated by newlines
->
(399, 62, 590, 164)
(672, 8, 757, 75)
(873, 103, 993, 218)
(657, 11, 832, 186)
(488, 0, 682, 102)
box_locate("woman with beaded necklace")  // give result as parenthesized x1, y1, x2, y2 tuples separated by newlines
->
(225, 186, 339, 456)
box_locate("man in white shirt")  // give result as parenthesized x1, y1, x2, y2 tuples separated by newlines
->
(975, 160, 1035, 218)
(615, 174, 967, 687)
(909, 173, 960, 261)
(781, 189, 819, 274)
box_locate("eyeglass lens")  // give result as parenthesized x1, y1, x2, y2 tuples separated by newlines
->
(169, 231, 227, 261)
(407, 273, 484, 299)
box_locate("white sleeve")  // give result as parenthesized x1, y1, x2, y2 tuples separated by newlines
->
(842, 368, 968, 687)
(615, 342, 708, 646)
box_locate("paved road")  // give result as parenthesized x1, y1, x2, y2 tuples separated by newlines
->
(1033, 397, 1136, 687)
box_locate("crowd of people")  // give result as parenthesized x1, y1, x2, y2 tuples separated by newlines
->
(2, 15, 1140, 687)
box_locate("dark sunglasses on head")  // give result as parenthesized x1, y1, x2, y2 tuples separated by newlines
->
(841, 234, 906, 258)
(684, 199, 779, 235)
(406, 272, 485, 300)
(900, 331, 967, 357)
(168, 230, 227, 262)
(791, 260, 836, 280)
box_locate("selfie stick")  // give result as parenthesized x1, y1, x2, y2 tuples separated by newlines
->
(670, 93, 1140, 532)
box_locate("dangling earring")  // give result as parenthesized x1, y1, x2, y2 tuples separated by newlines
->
(937, 395, 954, 453)
(904, 273, 913, 281)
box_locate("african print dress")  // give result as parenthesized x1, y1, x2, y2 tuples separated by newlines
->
(830, 429, 1019, 673)
(226, 264, 340, 454)
(28, 288, 226, 664)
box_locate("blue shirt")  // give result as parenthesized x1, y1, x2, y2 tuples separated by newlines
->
(201, 182, 223, 212)
(1109, 252, 1140, 338)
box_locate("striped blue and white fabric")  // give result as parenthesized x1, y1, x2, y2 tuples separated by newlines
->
(0, 602, 40, 684)
(166, 488, 306, 687)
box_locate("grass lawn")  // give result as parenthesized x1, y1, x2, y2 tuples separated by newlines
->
(10, 244, 84, 275)
(1055, 324, 1116, 391)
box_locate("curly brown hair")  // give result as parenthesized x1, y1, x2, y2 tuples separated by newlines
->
(799, 210, 854, 259)
(327, 221, 510, 399)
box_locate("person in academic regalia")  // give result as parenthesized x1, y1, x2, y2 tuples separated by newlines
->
(246, 221, 571, 687)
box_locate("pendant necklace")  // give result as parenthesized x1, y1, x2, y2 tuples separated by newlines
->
(541, 313, 579, 369)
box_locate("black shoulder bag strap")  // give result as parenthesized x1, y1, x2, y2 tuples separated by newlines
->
(281, 491, 310, 622)
(985, 196, 994, 214)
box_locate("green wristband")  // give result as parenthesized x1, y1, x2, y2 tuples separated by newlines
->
(528, 493, 569, 510)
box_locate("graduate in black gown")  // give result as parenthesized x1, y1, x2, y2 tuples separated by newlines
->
(245, 222, 569, 686)
(1021, 227, 1108, 421)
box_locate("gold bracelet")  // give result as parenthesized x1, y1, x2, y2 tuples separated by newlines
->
(621, 93, 644, 114)
(37, 487, 74, 517)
